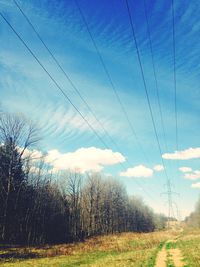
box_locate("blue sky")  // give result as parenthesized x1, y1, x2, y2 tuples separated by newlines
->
(1, 0, 200, 218)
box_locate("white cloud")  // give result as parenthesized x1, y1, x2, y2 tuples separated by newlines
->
(120, 165, 153, 178)
(191, 182, 200, 189)
(154, 164, 164, 172)
(17, 147, 43, 160)
(162, 147, 200, 160)
(28, 165, 55, 175)
(45, 147, 125, 173)
(29, 166, 41, 173)
(184, 170, 200, 180)
(179, 167, 192, 173)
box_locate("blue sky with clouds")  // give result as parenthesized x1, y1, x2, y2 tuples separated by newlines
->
(1, 0, 200, 218)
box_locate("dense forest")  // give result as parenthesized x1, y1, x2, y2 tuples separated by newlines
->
(0, 113, 166, 245)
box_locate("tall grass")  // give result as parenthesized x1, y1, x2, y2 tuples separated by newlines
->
(0, 231, 171, 267)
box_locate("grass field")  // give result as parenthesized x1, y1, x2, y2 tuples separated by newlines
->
(177, 228, 200, 267)
(0, 232, 173, 267)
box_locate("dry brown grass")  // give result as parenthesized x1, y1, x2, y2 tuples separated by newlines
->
(0, 231, 173, 267)
(34, 231, 171, 257)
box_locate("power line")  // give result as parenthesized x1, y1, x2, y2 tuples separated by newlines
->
(124, 0, 176, 220)
(161, 180, 179, 225)
(143, 0, 174, 184)
(143, 0, 179, 206)
(13, 0, 151, 166)
(12, 0, 124, 162)
(0, 12, 109, 152)
(12, 0, 159, 198)
(171, 0, 178, 151)
(124, 0, 168, 175)
(74, 0, 149, 163)
(0, 12, 156, 202)
(143, 0, 168, 154)
(171, 0, 180, 194)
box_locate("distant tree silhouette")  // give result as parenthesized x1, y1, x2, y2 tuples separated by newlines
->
(0, 112, 165, 245)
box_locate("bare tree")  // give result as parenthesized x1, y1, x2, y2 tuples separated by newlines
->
(0, 113, 39, 242)
(0, 113, 160, 245)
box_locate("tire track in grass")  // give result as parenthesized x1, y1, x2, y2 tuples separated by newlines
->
(166, 240, 185, 267)
(155, 239, 186, 267)
(155, 242, 167, 267)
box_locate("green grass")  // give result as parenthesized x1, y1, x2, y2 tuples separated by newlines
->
(0, 250, 156, 267)
(147, 241, 165, 267)
(165, 242, 177, 250)
(0, 232, 171, 267)
(176, 228, 200, 267)
(166, 249, 175, 267)
(165, 241, 179, 267)
(177, 237, 200, 266)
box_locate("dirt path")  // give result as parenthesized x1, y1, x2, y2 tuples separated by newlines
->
(155, 245, 167, 267)
(155, 240, 184, 267)
(170, 248, 184, 267)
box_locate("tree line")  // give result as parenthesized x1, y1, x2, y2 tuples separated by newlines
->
(185, 197, 200, 228)
(0, 113, 166, 245)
